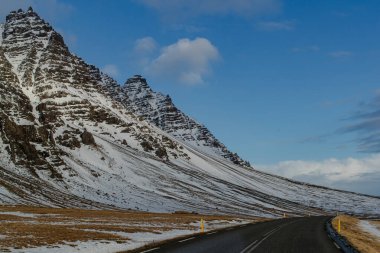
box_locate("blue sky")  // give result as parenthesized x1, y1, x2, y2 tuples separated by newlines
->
(1, 0, 380, 196)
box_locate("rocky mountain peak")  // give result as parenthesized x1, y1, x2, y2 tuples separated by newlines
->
(2, 8, 55, 81)
(124, 75, 153, 99)
(122, 75, 251, 167)
(3, 7, 52, 43)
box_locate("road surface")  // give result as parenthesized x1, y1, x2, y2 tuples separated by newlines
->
(140, 216, 340, 253)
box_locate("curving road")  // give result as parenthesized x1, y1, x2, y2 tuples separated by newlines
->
(140, 216, 341, 253)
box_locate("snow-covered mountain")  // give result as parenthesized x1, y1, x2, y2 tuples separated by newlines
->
(0, 8, 379, 218)
(122, 75, 250, 167)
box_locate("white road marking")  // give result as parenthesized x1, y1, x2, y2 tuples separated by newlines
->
(140, 247, 160, 253)
(333, 242, 340, 249)
(263, 227, 277, 237)
(240, 240, 258, 253)
(178, 237, 195, 243)
(242, 220, 299, 253)
(207, 231, 217, 235)
(248, 227, 281, 252)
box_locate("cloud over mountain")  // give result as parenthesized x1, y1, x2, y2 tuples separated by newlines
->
(138, 37, 220, 85)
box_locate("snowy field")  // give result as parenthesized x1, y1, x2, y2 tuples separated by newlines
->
(0, 205, 257, 253)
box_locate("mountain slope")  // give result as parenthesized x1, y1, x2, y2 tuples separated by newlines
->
(0, 8, 379, 218)
(122, 75, 250, 167)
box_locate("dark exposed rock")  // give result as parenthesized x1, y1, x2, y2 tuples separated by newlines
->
(155, 147, 168, 159)
(36, 103, 47, 112)
(80, 130, 96, 146)
(140, 141, 153, 152)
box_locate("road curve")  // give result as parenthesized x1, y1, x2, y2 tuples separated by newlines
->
(140, 216, 340, 253)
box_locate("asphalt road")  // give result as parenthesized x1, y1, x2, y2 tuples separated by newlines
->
(140, 216, 341, 253)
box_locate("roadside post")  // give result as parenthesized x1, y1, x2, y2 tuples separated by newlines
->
(338, 218, 341, 233)
(200, 218, 205, 233)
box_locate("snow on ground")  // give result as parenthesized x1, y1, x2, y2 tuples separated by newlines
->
(10, 240, 135, 253)
(359, 220, 380, 239)
(8, 224, 244, 253)
(6, 220, 245, 253)
(0, 211, 39, 218)
(0, 205, 253, 253)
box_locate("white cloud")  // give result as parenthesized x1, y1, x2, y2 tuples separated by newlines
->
(102, 64, 119, 77)
(258, 155, 380, 196)
(0, 0, 73, 21)
(134, 37, 157, 53)
(256, 20, 295, 31)
(142, 37, 220, 85)
(137, 0, 281, 19)
(329, 51, 352, 58)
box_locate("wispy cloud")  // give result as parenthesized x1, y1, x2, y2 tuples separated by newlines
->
(259, 155, 380, 196)
(137, 0, 281, 20)
(136, 37, 220, 85)
(134, 37, 157, 53)
(340, 90, 380, 153)
(255, 20, 295, 31)
(329, 51, 353, 58)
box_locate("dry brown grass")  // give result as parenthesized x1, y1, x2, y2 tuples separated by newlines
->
(372, 220, 380, 230)
(332, 215, 380, 253)
(0, 205, 258, 251)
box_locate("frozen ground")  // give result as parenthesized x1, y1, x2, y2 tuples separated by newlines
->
(0, 211, 39, 218)
(359, 220, 380, 240)
(0, 205, 255, 253)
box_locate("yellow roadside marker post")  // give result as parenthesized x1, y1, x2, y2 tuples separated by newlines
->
(338, 218, 341, 233)
(200, 218, 205, 233)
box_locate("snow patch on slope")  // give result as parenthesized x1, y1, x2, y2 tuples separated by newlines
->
(360, 220, 380, 239)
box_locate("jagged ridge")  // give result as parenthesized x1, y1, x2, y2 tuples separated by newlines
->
(122, 75, 251, 167)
